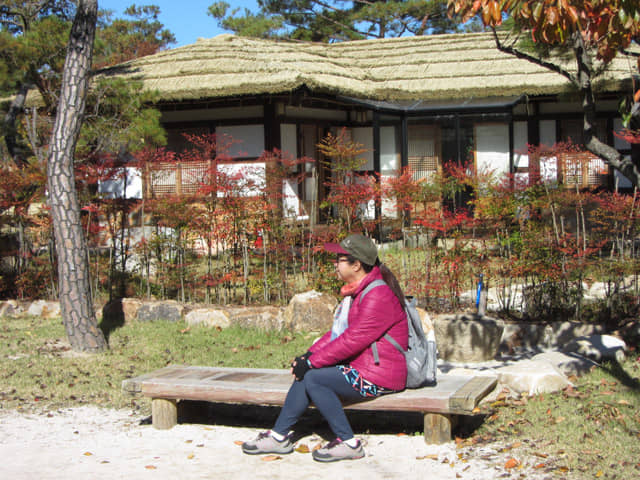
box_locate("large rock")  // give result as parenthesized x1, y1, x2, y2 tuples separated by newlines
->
(185, 307, 232, 328)
(416, 307, 434, 334)
(614, 321, 640, 347)
(137, 300, 184, 322)
(0, 300, 25, 317)
(226, 306, 285, 330)
(550, 322, 604, 346)
(433, 314, 504, 362)
(531, 351, 598, 377)
(282, 290, 337, 333)
(496, 359, 571, 395)
(499, 321, 605, 353)
(26, 300, 60, 318)
(102, 298, 143, 326)
(562, 334, 626, 362)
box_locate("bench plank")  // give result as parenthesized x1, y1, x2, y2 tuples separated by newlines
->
(123, 365, 497, 443)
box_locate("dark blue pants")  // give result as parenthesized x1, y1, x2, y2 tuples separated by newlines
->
(272, 366, 362, 441)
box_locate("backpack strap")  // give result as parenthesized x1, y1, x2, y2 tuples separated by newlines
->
(359, 279, 409, 364)
(358, 279, 387, 304)
(358, 279, 388, 365)
(371, 333, 404, 365)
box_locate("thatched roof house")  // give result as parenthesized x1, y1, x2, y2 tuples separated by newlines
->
(98, 32, 637, 218)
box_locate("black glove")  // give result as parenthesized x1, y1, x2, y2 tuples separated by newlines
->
(292, 354, 312, 381)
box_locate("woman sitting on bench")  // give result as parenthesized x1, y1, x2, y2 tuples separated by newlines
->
(241, 234, 408, 462)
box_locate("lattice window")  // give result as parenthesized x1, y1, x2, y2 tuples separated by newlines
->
(408, 125, 439, 182)
(560, 152, 608, 187)
(148, 161, 211, 197)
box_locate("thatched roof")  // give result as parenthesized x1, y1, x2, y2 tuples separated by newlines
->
(95, 32, 639, 104)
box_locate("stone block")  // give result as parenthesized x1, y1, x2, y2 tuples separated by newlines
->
(531, 351, 598, 377)
(0, 300, 25, 317)
(102, 298, 143, 326)
(227, 306, 285, 330)
(433, 314, 504, 362)
(416, 307, 434, 334)
(550, 322, 604, 347)
(185, 308, 231, 328)
(562, 335, 627, 363)
(27, 300, 61, 318)
(496, 359, 571, 395)
(137, 300, 184, 322)
(283, 290, 337, 333)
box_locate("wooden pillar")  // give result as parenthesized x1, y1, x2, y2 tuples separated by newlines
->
(152, 398, 178, 429)
(423, 412, 452, 444)
(175, 163, 182, 197)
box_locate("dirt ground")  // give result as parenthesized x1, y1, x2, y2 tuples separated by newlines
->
(0, 405, 563, 480)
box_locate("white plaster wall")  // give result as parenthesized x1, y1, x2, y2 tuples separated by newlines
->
(475, 123, 509, 178)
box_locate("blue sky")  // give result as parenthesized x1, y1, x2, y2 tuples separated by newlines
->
(99, 0, 258, 47)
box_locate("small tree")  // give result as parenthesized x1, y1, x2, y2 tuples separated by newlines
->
(447, 0, 640, 187)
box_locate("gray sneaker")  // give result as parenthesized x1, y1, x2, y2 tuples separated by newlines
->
(312, 438, 365, 462)
(241, 431, 294, 455)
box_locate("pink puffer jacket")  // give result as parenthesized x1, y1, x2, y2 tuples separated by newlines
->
(308, 266, 408, 391)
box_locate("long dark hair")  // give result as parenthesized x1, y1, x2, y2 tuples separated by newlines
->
(345, 254, 406, 306)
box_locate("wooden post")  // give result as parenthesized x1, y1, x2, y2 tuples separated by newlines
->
(152, 398, 178, 429)
(423, 412, 452, 444)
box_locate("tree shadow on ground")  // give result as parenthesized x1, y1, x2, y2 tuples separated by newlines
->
(599, 359, 640, 393)
(98, 299, 125, 342)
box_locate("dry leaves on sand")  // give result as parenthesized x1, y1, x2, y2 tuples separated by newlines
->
(261, 455, 282, 462)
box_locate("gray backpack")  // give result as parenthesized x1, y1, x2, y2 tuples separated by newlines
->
(362, 280, 437, 388)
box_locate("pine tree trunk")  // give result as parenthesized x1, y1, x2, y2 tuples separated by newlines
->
(47, 0, 106, 352)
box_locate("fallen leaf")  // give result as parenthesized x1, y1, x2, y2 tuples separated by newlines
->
(618, 399, 630, 406)
(261, 455, 282, 462)
(180, 327, 190, 334)
(472, 407, 481, 413)
(534, 452, 549, 458)
(511, 441, 522, 448)
(534, 463, 546, 469)
(416, 454, 439, 460)
(555, 416, 566, 424)
(295, 444, 310, 453)
(595, 471, 604, 477)
(100, 460, 110, 464)
(185, 439, 193, 443)
(187, 454, 195, 459)
(145, 465, 157, 470)
(396, 432, 407, 436)
(83, 452, 93, 456)
(234, 440, 243, 446)
(504, 458, 520, 469)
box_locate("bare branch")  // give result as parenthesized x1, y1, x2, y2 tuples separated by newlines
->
(491, 28, 578, 85)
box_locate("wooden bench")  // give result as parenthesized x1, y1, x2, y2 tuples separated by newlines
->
(122, 365, 497, 444)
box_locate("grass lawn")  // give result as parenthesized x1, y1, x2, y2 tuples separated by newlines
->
(1, 314, 639, 478)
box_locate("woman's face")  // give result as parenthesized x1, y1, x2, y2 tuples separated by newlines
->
(335, 255, 360, 283)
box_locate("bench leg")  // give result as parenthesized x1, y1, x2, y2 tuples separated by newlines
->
(152, 398, 178, 430)
(423, 413, 452, 444)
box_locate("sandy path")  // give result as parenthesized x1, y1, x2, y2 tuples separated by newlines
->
(0, 406, 553, 480)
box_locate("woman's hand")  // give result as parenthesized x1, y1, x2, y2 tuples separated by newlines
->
(291, 352, 312, 381)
